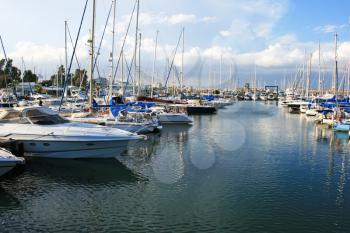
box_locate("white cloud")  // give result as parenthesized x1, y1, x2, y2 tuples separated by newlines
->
(167, 14, 196, 24)
(219, 30, 231, 37)
(7, 41, 90, 75)
(313, 24, 347, 34)
(215, 0, 288, 51)
(8, 42, 65, 69)
(110, 12, 216, 34)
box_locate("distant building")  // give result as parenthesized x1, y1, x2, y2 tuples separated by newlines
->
(16, 82, 36, 96)
(42, 86, 64, 96)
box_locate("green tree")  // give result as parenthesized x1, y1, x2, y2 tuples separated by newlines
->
(40, 80, 53, 87)
(23, 70, 38, 82)
(50, 65, 73, 87)
(0, 59, 21, 88)
(34, 84, 43, 93)
(72, 69, 88, 89)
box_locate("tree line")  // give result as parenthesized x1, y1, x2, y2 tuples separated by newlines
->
(0, 59, 88, 92)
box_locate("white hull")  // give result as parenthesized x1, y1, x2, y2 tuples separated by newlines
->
(305, 109, 318, 116)
(0, 149, 24, 177)
(0, 122, 141, 159)
(113, 122, 158, 134)
(16, 139, 133, 159)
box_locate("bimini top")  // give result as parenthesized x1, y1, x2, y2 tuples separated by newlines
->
(0, 106, 68, 125)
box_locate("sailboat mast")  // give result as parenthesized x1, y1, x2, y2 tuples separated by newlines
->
(318, 41, 321, 96)
(21, 57, 24, 96)
(229, 63, 232, 91)
(306, 53, 312, 98)
(151, 30, 159, 98)
(89, 0, 96, 112)
(133, 0, 140, 96)
(64, 20, 69, 87)
(219, 55, 222, 91)
(109, 0, 117, 99)
(333, 33, 338, 97)
(254, 65, 257, 95)
(137, 32, 142, 96)
(121, 52, 124, 86)
(180, 27, 185, 93)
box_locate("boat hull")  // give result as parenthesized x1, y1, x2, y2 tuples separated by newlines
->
(0, 150, 24, 177)
(113, 123, 158, 134)
(334, 124, 350, 132)
(0, 163, 17, 177)
(158, 114, 192, 125)
(305, 110, 318, 116)
(186, 106, 216, 115)
(17, 139, 133, 159)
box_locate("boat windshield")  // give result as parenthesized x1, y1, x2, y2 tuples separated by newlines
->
(24, 108, 68, 125)
(0, 107, 68, 125)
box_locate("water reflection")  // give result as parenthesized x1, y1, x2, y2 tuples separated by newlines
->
(1, 103, 350, 232)
(0, 187, 21, 210)
(24, 158, 142, 185)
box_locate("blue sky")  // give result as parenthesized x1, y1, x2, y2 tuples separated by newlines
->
(1, 0, 350, 86)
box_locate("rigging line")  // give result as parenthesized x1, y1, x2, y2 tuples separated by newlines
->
(164, 30, 183, 87)
(59, 0, 89, 112)
(0, 36, 8, 62)
(112, 0, 137, 84)
(66, 23, 82, 69)
(93, 0, 113, 73)
(0, 35, 9, 89)
(66, 23, 85, 90)
(160, 41, 182, 85)
(122, 53, 136, 96)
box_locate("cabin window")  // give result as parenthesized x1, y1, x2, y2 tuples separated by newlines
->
(24, 109, 68, 125)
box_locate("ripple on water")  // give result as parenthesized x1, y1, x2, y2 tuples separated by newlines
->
(1, 103, 350, 232)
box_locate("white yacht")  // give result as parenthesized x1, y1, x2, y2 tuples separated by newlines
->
(259, 92, 267, 101)
(0, 89, 17, 107)
(0, 107, 142, 159)
(69, 110, 160, 134)
(0, 148, 24, 177)
(150, 106, 193, 125)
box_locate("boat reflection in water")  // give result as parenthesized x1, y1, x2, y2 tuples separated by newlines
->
(0, 102, 350, 233)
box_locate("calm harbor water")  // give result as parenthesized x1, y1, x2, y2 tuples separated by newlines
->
(1, 102, 350, 233)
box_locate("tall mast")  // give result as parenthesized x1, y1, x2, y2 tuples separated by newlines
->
(89, 0, 96, 112)
(302, 50, 306, 96)
(306, 53, 312, 98)
(172, 68, 175, 97)
(109, 0, 117, 99)
(180, 27, 185, 93)
(65, 20, 69, 87)
(229, 63, 232, 91)
(151, 30, 159, 98)
(254, 64, 257, 95)
(121, 52, 124, 87)
(318, 41, 321, 96)
(133, 0, 140, 96)
(21, 57, 24, 96)
(219, 55, 222, 91)
(137, 32, 142, 96)
(333, 33, 338, 97)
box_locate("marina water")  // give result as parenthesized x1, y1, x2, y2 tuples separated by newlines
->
(1, 102, 350, 232)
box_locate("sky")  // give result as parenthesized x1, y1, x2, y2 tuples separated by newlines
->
(1, 0, 350, 87)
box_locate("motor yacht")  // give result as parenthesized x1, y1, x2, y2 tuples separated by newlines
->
(150, 106, 193, 125)
(0, 107, 142, 159)
(0, 148, 25, 177)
